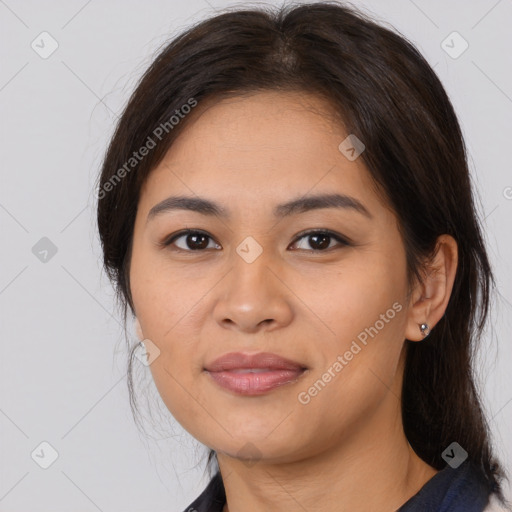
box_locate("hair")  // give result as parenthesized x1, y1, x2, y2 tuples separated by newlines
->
(96, 1, 509, 506)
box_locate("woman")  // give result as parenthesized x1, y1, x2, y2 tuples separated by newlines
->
(96, 2, 511, 511)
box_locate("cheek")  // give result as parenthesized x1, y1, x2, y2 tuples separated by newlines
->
(130, 250, 201, 340)
(129, 255, 205, 422)
(292, 308, 407, 452)
(291, 256, 408, 412)
(140, 310, 207, 435)
(293, 252, 408, 349)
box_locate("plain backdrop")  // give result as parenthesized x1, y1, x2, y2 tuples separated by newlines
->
(0, 0, 511, 510)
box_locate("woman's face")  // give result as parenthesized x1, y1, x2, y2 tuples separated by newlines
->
(129, 91, 416, 463)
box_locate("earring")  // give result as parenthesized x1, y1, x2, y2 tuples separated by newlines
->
(419, 322, 431, 337)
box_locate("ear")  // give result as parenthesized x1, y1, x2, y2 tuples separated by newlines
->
(405, 234, 458, 341)
(134, 316, 144, 340)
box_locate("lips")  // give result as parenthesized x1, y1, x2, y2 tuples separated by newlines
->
(204, 351, 306, 372)
(204, 352, 307, 395)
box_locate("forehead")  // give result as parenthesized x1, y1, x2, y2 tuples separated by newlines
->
(139, 91, 383, 215)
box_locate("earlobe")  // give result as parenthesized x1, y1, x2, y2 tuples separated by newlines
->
(134, 316, 144, 340)
(405, 234, 458, 342)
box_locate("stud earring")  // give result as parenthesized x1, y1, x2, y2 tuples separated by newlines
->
(419, 322, 430, 337)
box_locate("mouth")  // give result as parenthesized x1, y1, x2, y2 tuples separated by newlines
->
(203, 352, 308, 396)
(205, 368, 307, 395)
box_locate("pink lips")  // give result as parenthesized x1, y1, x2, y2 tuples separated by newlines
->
(204, 352, 307, 396)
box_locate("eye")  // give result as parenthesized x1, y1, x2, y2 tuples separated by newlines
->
(163, 229, 221, 251)
(161, 228, 351, 253)
(289, 229, 351, 252)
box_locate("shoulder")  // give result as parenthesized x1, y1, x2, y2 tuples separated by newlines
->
(483, 494, 512, 512)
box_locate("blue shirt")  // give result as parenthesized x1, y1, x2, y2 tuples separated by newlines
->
(182, 459, 492, 511)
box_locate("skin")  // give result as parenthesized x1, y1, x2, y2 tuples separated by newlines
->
(129, 90, 458, 512)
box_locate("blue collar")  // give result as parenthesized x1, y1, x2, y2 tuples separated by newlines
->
(184, 459, 491, 511)
(397, 459, 491, 511)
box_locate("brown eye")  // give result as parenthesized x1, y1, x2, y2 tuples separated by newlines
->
(162, 229, 351, 253)
(164, 230, 221, 251)
(290, 230, 351, 252)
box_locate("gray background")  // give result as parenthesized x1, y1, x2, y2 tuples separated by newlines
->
(0, 0, 511, 510)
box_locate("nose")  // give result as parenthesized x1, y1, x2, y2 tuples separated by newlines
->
(212, 250, 294, 334)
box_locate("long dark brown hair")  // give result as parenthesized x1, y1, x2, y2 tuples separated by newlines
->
(96, 1, 509, 505)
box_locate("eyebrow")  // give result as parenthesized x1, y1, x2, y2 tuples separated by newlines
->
(146, 192, 372, 223)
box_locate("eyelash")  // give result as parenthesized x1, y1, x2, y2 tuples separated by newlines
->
(160, 228, 352, 253)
